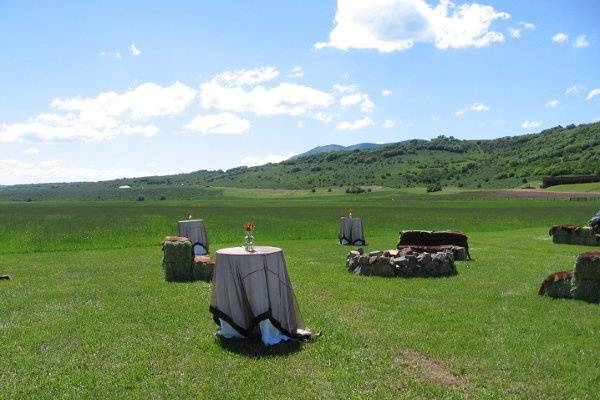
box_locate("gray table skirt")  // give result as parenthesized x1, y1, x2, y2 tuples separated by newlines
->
(178, 219, 209, 255)
(339, 217, 366, 245)
(209, 246, 309, 339)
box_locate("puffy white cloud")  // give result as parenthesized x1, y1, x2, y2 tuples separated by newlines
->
(0, 159, 152, 185)
(565, 84, 584, 94)
(382, 120, 396, 128)
(336, 116, 375, 131)
(455, 102, 490, 116)
(311, 111, 338, 123)
(99, 51, 122, 60)
(23, 147, 40, 155)
(288, 66, 304, 79)
(508, 21, 534, 39)
(240, 152, 296, 167)
(587, 88, 600, 101)
(130, 44, 141, 56)
(552, 32, 568, 43)
(332, 84, 357, 93)
(315, 0, 510, 53)
(51, 81, 196, 119)
(199, 80, 334, 116)
(339, 92, 375, 112)
(0, 82, 195, 143)
(183, 112, 251, 134)
(522, 120, 541, 129)
(545, 99, 559, 107)
(213, 66, 279, 86)
(573, 35, 590, 48)
(381, 89, 392, 96)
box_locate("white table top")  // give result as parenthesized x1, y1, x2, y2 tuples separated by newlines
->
(178, 219, 204, 224)
(216, 246, 282, 256)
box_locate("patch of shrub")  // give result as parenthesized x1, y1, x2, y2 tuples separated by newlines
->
(136, 195, 145, 201)
(426, 182, 442, 193)
(346, 186, 366, 194)
(160, 195, 167, 201)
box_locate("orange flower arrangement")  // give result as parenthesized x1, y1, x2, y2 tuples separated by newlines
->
(347, 208, 354, 217)
(186, 209, 193, 219)
(244, 221, 256, 232)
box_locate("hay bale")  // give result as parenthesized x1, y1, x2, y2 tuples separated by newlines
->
(162, 237, 193, 282)
(538, 270, 573, 299)
(574, 251, 600, 281)
(571, 278, 600, 303)
(192, 256, 214, 282)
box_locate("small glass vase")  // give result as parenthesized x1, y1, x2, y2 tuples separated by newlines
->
(244, 231, 255, 252)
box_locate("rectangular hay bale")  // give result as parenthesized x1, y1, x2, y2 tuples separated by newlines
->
(574, 251, 600, 281)
(571, 278, 600, 303)
(192, 262, 214, 282)
(162, 239, 193, 282)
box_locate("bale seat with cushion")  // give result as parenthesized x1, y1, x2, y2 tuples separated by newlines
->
(538, 270, 573, 299)
(572, 250, 600, 303)
(549, 224, 600, 246)
(397, 230, 470, 260)
(162, 236, 213, 282)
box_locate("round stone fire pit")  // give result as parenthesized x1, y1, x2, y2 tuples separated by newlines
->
(346, 248, 457, 278)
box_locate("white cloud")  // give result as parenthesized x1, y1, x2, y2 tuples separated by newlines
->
(455, 102, 490, 116)
(333, 84, 357, 93)
(199, 79, 334, 116)
(339, 92, 375, 112)
(312, 111, 338, 123)
(297, 120, 305, 128)
(315, 0, 510, 53)
(565, 84, 584, 95)
(130, 44, 141, 56)
(522, 120, 541, 129)
(573, 35, 590, 48)
(99, 51, 122, 60)
(1, 82, 195, 143)
(552, 32, 568, 43)
(51, 81, 195, 119)
(183, 112, 251, 134)
(336, 116, 375, 131)
(381, 89, 392, 96)
(587, 88, 600, 101)
(545, 99, 559, 107)
(23, 147, 40, 155)
(508, 21, 535, 39)
(288, 66, 304, 79)
(240, 152, 296, 167)
(213, 66, 279, 86)
(0, 159, 151, 185)
(382, 120, 396, 128)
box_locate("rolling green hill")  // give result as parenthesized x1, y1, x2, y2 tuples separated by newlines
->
(1, 122, 599, 200)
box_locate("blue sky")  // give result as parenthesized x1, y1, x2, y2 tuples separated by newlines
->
(0, 0, 599, 184)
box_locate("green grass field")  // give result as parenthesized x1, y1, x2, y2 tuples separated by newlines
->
(1, 190, 600, 399)
(546, 182, 600, 193)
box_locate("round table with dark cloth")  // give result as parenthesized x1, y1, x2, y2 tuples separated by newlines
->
(209, 246, 311, 345)
(339, 216, 366, 245)
(178, 219, 209, 255)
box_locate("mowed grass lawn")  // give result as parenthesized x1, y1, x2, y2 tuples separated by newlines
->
(1, 191, 600, 399)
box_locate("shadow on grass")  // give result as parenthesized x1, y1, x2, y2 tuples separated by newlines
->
(215, 336, 304, 357)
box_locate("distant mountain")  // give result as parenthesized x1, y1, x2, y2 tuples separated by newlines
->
(2, 122, 599, 200)
(292, 142, 384, 159)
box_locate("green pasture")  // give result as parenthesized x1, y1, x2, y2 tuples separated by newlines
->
(1, 191, 599, 399)
(546, 182, 600, 193)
